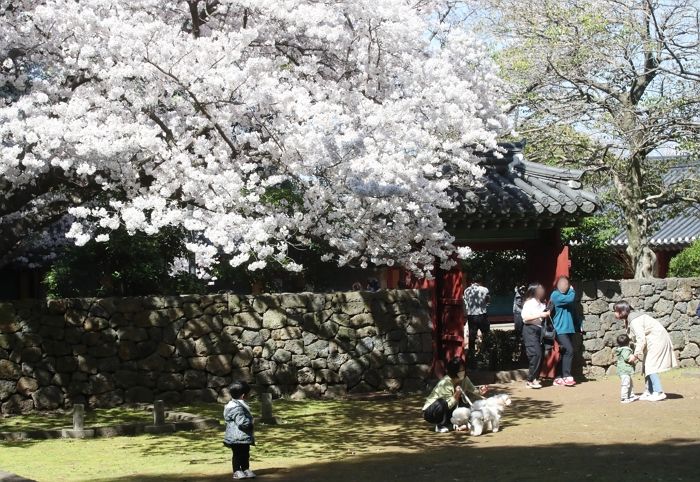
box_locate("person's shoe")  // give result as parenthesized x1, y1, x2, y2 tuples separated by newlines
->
(553, 378, 566, 387)
(639, 391, 652, 401)
(648, 392, 667, 402)
(244, 470, 257, 479)
(435, 425, 450, 433)
(233, 471, 247, 479)
(526, 381, 541, 389)
(628, 394, 640, 402)
(620, 398, 635, 404)
(564, 377, 577, 387)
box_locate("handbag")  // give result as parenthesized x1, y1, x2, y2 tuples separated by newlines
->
(541, 315, 556, 351)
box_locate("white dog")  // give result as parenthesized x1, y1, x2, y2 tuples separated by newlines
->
(469, 394, 512, 435)
(450, 406, 471, 432)
(469, 410, 485, 436)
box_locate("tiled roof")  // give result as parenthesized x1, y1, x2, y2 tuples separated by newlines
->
(446, 141, 598, 229)
(610, 163, 700, 250)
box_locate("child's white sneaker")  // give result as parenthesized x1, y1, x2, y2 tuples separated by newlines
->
(435, 425, 450, 433)
(244, 470, 257, 478)
(638, 391, 652, 401)
(620, 397, 638, 404)
(233, 471, 247, 479)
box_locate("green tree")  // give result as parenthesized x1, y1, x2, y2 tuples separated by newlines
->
(561, 215, 627, 281)
(668, 240, 700, 278)
(482, 0, 700, 278)
(43, 228, 203, 298)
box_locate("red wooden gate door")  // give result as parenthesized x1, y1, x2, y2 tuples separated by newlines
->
(435, 267, 465, 369)
(401, 266, 465, 376)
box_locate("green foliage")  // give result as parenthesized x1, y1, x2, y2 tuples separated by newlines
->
(43, 228, 206, 298)
(669, 240, 700, 278)
(561, 215, 626, 281)
(461, 250, 527, 293)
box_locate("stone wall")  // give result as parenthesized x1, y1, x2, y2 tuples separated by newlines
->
(0, 290, 433, 413)
(578, 277, 700, 376)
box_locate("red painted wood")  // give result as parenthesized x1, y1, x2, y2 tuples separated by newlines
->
(556, 245, 571, 280)
(436, 266, 465, 366)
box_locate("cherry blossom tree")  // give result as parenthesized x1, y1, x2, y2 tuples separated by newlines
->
(0, 0, 508, 276)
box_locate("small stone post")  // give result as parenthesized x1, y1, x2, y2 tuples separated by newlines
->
(260, 393, 277, 424)
(145, 399, 176, 434)
(153, 400, 165, 426)
(73, 403, 85, 430)
(61, 403, 95, 439)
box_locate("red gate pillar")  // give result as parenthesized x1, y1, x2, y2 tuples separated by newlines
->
(528, 229, 570, 288)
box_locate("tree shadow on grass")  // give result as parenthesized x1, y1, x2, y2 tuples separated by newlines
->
(0, 406, 152, 433)
(94, 438, 700, 482)
(130, 392, 561, 461)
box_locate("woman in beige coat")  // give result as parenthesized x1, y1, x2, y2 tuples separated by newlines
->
(613, 301, 678, 401)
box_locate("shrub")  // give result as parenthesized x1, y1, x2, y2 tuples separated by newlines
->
(669, 240, 700, 278)
(43, 228, 206, 298)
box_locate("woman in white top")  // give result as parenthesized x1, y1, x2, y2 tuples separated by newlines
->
(520, 283, 551, 389)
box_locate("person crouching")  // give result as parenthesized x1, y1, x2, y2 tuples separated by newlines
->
(422, 357, 464, 433)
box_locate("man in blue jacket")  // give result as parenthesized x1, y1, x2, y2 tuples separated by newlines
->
(550, 276, 580, 387)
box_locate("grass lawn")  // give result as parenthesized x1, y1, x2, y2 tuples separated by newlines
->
(0, 407, 153, 433)
(1, 371, 699, 482)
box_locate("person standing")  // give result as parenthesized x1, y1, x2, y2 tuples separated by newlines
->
(615, 334, 639, 404)
(520, 283, 550, 389)
(613, 301, 678, 401)
(513, 284, 525, 335)
(550, 276, 579, 387)
(463, 278, 491, 367)
(223, 381, 256, 479)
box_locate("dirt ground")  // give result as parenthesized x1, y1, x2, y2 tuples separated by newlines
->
(2, 372, 699, 482)
(260, 373, 700, 482)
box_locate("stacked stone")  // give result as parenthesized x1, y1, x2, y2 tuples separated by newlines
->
(0, 290, 432, 413)
(578, 278, 700, 377)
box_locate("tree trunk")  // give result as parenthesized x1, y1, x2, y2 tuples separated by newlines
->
(611, 167, 657, 279)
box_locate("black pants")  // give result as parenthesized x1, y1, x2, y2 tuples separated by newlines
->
(522, 324, 543, 382)
(231, 444, 250, 472)
(467, 314, 490, 362)
(423, 398, 452, 427)
(556, 333, 574, 378)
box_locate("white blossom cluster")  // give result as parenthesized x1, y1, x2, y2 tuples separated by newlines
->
(1, 1, 508, 276)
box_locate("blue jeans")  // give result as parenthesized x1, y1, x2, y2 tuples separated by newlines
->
(646, 373, 663, 393)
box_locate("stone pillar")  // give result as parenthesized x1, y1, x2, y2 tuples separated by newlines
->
(73, 403, 85, 430)
(61, 403, 95, 438)
(260, 393, 277, 424)
(153, 400, 165, 426)
(145, 400, 176, 434)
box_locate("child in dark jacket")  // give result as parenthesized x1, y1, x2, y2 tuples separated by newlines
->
(224, 381, 256, 479)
